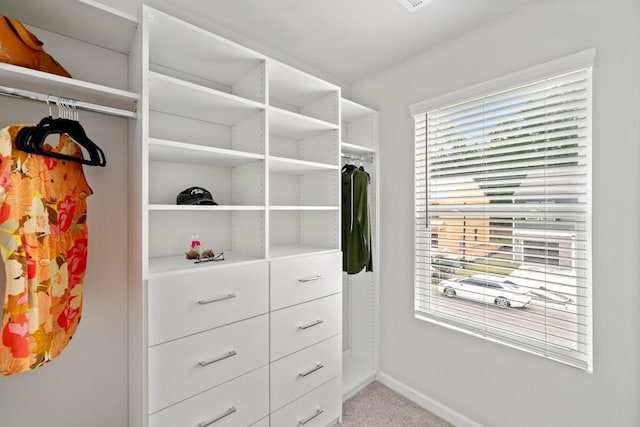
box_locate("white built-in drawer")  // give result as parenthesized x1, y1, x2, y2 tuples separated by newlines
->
(271, 293, 342, 361)
(270, 252, 341, 310)
(271, 376, 342, 427)
(149, 366, 269, 427)
(148, 314, 268, 413)
(270, 334, 342, 411)
(148, 261, 268, 345)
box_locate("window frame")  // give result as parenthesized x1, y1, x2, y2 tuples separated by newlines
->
(411, 49, 595, 371)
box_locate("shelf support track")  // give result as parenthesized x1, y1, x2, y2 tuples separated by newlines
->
(0, 84, 138, 119)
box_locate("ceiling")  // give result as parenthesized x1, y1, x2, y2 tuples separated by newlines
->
(96, 0, 537, 85)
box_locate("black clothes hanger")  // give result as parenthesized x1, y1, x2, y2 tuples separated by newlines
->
(15, 98, 106, 167)
(359, 165, 370, 182)
(341, 163, 370, 183)
(16, 117, 106, 166)
(342, 163, 357, 173)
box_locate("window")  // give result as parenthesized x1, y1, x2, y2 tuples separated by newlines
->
(412, 50, 594, 370)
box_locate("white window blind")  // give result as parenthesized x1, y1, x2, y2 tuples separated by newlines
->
(413, 64, 592, 370)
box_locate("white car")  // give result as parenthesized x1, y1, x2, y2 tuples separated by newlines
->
(438, 273, 532, 308)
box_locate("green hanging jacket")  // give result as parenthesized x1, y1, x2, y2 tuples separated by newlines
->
(342, 165, 373, 274)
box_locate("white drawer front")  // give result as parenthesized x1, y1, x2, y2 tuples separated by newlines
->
(271, 377, 342, 427)
(271, 293, 342, 361)
(270, 334, 342, 411)
(149, 314, 268, 413)
(149, 366, 269, 427)
(270, 252, 341, 310)
(148, 262, 268, 345)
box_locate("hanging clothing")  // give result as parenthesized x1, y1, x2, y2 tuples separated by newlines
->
(342, 164, 372, 275)
(0, 125, 93, 375)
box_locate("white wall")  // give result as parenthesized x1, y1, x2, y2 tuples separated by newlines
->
(0, 30, 130, 427)
(351, 1, 640, 426)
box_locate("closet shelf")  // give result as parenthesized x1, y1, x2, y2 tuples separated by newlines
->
(148, 72, 263, 124)
(341, 98, 376, 122)
(2, 0, 138, 54)
(147, 8, 265, 91)
(268, 206, 339, 211)
(0, 63, 138, 113)
(148, 253, 265, 278)
(269, 106, 338, 140)
(148, 204, 264, 211)
(269, 60, 340, 110)
(269, 156, 339, 174)
(341, 143, 376, 155)
(148, 138, 264, 166)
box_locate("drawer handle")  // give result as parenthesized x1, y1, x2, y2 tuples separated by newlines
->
(298, 408, 324, 425)
(198, 350, 237, 367)
(298, 275, 323, 283)
(197, 406, 237, 427)
(298, 363, 324, 378)
(298, 319, 324, 330)
(198, 293, 237, 305)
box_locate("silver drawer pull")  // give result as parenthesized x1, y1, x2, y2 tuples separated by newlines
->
(197, 406, 237, 427)
(298, 319, 324, 330)
(198, 293, 236, 305)
(299, 408, 323, 425)
(298, 275, 323, 283)
(298, 363, 324, 378)
(198, 350, 237, 367)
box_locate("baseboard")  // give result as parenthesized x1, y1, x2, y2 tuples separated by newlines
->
(376, 372, 484, 427)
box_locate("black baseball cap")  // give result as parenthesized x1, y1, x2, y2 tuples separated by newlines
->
(176, 187, 218, 205)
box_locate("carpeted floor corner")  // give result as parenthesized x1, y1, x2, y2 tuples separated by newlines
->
(341, 381, 455, 427)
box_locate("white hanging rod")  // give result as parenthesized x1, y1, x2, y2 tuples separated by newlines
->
(0, 85, 137, 119)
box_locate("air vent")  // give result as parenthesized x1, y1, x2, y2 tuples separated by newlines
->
(397, 0, 433, 13)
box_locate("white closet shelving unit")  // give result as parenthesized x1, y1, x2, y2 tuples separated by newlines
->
(340, 98, 380, 399)
(139, 11, 268, 277)
(4, 2, 375, 424)
(130, 6, 343, 427)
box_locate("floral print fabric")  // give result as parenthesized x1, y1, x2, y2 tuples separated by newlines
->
(0, 125, 92, 375)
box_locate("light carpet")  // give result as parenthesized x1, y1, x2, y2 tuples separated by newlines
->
(341, 381, 455, 427)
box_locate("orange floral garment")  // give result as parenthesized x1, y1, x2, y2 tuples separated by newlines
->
(0, 125, 92, 375)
